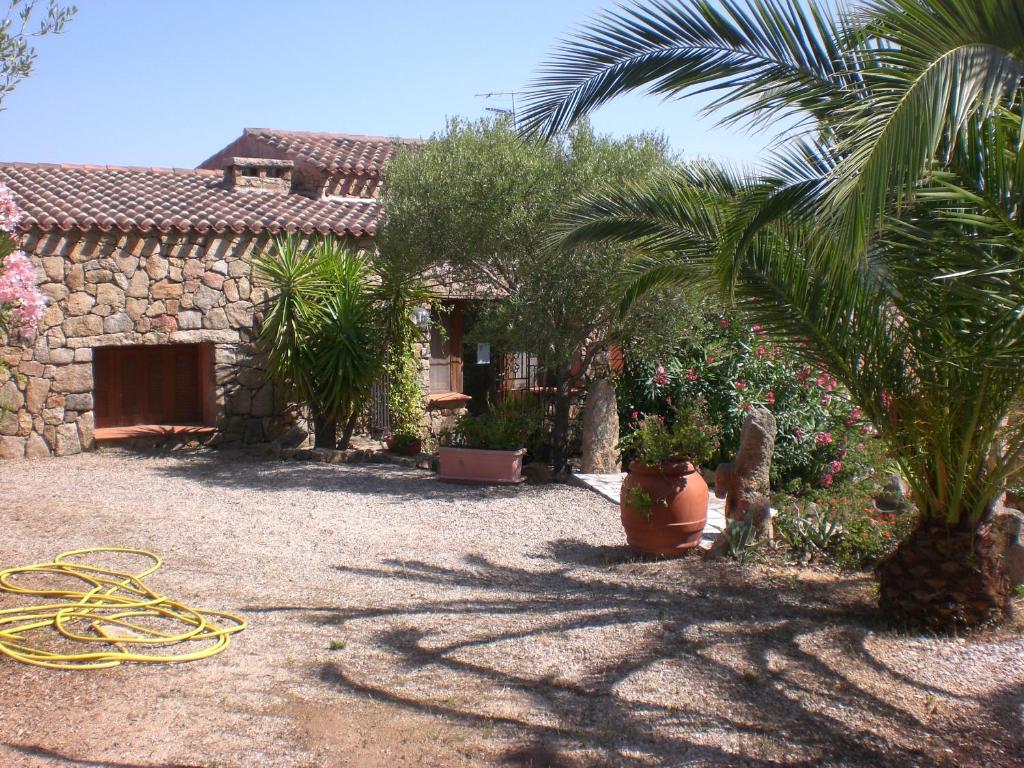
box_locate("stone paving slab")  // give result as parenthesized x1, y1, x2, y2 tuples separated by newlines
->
(569, 471, 727, 548)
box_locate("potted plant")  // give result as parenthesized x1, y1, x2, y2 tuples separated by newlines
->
(618, 408, 720, 556)
(385, 427, 422, 456)
(438, 399, 541, 484)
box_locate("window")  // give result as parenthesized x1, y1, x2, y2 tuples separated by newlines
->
(428, 304, 463, 394)
(93, 344, 214, 428)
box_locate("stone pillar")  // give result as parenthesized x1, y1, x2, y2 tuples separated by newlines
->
(580, 377, 619, 473)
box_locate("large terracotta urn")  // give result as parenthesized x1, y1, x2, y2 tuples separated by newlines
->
(620, 460, 709, 556)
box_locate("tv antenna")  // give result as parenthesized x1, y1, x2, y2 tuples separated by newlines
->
(476, 91, 519, 127)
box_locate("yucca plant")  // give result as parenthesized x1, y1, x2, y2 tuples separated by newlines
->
(522, 0, 1024, 628)
(253, 237, 382, 449)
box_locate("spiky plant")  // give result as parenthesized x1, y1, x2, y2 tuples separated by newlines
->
(522, 0, 1024, 628)
(253, 237, 382, 449)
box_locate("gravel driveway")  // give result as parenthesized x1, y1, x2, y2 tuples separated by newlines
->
(0, 450, 1021, 767)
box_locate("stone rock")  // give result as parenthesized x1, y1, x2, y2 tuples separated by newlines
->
(73, 348, 93, 362)
(52, 364, 92, 394)
(992, 508, 1024, 586)
(251, 382, 275, 417)
(54, 422, 81, 456)
(25, 377, 50, 412)
(0, 435, 25, 459)
(145, 254, 169, 281)
(63, 315, 103, 337)
(96, 282, 126, 308)
(579, 377, 620, 473)
(0, 409, 19, 436)
(77, 411, 95, 449)
(65, 264, 85, 291)
(177, 310, 202, 330)
(41, 256, 64, 281)
(201, 271, 225, 290)
(204, 308, 229, 330)
(49, 347, 74, 365)
(115, 253, 139, 275)
(151, 280, 183, 299)
(103, 312, 134, 334)
(211, 259, 229, 275)
(126, 297, 148, 320)
(25, 432, 49, 458)
(66, 291, 96, 316)
(0, 380, 24, 411)
(228, 259, 247, 277)
(225, 301, 253, 328)
(145, 300, 167, 317)
(223, 279, 240, 302)
(193, 284, 222, 311)
(715, 407, 777, 525)
(127, 270, 149, 298)
(84, 268, 113, 284)
(64, 393, 93, 411)
(237, 276, 251, 301)
(183, 259, 204, 279)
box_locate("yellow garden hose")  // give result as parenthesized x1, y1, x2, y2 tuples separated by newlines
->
(0, 547, 246, 669)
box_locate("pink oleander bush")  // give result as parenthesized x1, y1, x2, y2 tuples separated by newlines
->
(0, 182, 45, 337)
(618, 308, 885, 492)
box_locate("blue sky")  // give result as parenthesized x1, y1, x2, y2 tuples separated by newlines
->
(2, 1, 771, 168)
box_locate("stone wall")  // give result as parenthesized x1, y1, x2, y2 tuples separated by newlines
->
(0, 228, 305, 458)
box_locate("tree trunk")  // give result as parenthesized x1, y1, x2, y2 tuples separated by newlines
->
(313, 412, 338, 449)
(339, 410, 359, 450)
(550, 376, 573, 477)
(875, 520, 1011, 630)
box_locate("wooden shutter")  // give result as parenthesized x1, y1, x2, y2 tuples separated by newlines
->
(94, 344, 205, 428)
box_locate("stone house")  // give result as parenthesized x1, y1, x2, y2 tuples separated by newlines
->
(0, 128, 527, 460)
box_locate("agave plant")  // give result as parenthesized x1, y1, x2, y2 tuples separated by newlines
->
(253, 237, 382, 449)
(522, 0, 1024, 628)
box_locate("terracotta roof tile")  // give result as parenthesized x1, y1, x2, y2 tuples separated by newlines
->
(240, 128, 420, 175)
(0, 162, 381, 238)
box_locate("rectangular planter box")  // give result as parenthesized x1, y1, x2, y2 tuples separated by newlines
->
(438, 446, 527, 484)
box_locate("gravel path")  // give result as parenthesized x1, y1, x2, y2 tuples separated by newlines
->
(0, 450, 1021, 767)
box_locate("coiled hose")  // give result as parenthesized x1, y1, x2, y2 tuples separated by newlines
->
(0, 547, 246, 669)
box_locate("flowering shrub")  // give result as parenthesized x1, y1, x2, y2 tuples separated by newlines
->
(618, 309, 877, 491)
(617, 404, 720, 467)
(0, 182, 45, 337)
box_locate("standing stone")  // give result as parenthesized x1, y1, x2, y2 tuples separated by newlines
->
(715, 407, 777, 523)
(992, 508, 1024, 586)
(580, 378, 620, 473)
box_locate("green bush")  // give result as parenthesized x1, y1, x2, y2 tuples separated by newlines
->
(442, 398, 544, 453)
(617, 404, 719, 467)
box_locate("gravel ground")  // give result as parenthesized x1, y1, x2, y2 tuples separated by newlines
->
(0, 450, 1021, 767)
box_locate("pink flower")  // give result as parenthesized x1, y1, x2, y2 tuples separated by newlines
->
(793, 429, 804, 441)
(733, 380, 748, 390)
(881, 389, 894, 410)
(765, 391, 775, 405)
(821, 393, 832, 406)
(815, 372, 830, 389)
(630, 410, 639, 422)
(831, 460, 842, 473)
(756, 345, 768, 358)
(797, 367, 811, 383)
(860, 424, 872, 436)
(0, 182, 22, 234)
(816, 431, 833, 446)
(773, 345, 782, 359)
(654, 365, 669, 386)
(0, 249, 46, 334)
(706, 355, 715, 364)
(719, 317, 729, 328)
(686, 368, 698, 382)
(751, 324, 767, 339)
(821, 472, 834, 488)
(844, 407, 862, 427)
(743, 404, 753, 412)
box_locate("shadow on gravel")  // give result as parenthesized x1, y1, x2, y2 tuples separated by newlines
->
(247, 545, 1023, 767)
(149, 450, 560, 503)
(0, 742, 203, 768)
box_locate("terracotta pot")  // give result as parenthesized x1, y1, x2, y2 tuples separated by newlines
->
(438, 446, 526, 484)
(620, 460, 709, 557)
(385, 435, 422, 456)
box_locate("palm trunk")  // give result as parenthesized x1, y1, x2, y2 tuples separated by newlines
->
(313, 411, 338, 449)
(875, 519, 1011, 629)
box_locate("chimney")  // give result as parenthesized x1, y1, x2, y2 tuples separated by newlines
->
(223, 157, 294, 194)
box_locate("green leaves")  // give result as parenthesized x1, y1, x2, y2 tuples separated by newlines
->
(253, 236, 383, 431)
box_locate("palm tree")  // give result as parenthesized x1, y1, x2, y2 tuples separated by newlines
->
(522, 0, 1024, 628)
(253, 237, 382, 449)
